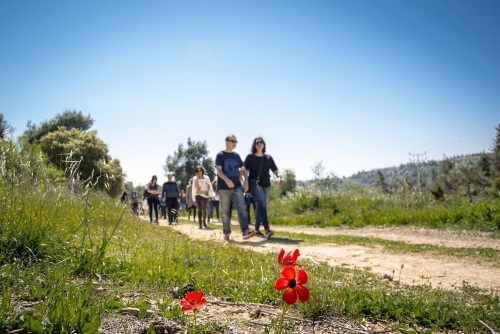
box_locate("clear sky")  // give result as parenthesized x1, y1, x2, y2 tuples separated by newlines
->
(1, 0, 499, 186)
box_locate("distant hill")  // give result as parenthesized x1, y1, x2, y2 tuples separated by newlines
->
(297, 153, 491, 188)
(345, 153, 489, 187)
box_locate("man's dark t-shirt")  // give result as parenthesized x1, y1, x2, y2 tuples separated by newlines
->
(215, 150, 244, 190)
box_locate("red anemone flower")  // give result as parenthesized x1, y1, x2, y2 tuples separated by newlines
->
(278, 248, 301, 267)
(180, 291, 206, 312)
(275, 266, 310, 305)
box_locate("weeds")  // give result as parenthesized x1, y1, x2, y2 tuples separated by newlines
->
(0, 138, 499, 333)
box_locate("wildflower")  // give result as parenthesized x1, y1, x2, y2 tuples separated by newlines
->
(277, 248, 301, 267)
(275, 266, 310, 305)
(180, 291, 206, 312)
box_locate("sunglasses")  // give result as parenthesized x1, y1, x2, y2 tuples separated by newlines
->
(255, 140, 264, 144)
(227, 139, 238, 143)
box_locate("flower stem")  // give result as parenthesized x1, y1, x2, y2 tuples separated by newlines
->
(277, 303, 288, 334)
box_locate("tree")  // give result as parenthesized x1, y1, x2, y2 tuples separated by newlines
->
(163, 138, 215, 190)
(0, 113, 14, 139)
(310, 161, 339, 194)
(375, 170, 390, 194)
(490, 124, 500, 196)
(455, 159, 489, 200)
(438, 158, 458, 194)
(311, 161, 326, 179)
(278, 169, 297, 197)
(24, 109, 94, 142)
(38, 127, 124, 196)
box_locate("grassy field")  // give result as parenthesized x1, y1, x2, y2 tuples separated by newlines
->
(1, 141, 499, 333)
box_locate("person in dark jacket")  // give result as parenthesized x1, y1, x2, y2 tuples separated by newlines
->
(244, 137, 282, 239)
(162, 172, 180, 225)
(146, 175, 160, 224)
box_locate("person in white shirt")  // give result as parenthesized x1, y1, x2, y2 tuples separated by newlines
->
(191, 166, 214, 229)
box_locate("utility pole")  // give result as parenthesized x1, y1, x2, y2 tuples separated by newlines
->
(409, 152, 426, 195)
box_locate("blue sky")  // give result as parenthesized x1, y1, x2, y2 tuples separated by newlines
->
(1, 0, 499, 186)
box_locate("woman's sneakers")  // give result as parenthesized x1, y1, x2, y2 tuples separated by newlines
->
(255, 230, 274, 239)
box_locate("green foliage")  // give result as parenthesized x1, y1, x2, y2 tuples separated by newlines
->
(38, 127, 125, 197)
(0, 112, 14, 139)
(269, 188, 500, 232)
(23, 281, 102, 333)
(163, 137, 215, 189)
(274, 169, 297, 198)
(24, 109, 94, 143)
(492, 124, 500, 177)
(430, 181, 445, 200)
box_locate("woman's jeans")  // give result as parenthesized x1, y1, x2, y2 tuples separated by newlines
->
(219, 187, 250, 234)
(147, 197, 159, 223)
(195, 195, 209, 224)
(209, 200, 220, 221)
(253, 185, 271, 232)
(179, 203, 186, 216)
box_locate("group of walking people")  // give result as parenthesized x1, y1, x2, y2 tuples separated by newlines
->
(140, 173, 181, 225)
(132, 134, 282, 241)
(215, 134, 282, 241)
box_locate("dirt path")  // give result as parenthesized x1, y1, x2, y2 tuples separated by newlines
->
(147, 216, 499, 291)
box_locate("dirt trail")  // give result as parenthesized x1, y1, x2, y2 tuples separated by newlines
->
(147, 216, 499, 291)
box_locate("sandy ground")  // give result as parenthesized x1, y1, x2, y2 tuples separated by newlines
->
(145, 216, 499, 292)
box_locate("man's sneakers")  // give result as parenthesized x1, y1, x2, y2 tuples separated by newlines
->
(242, 229, 257, 240)
(223, 233, 230, 242)
(255, 230, 265, 237)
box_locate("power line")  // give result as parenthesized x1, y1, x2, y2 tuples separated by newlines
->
(409, 152, 426, 195)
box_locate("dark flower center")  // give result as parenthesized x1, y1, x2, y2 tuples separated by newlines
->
(288, 278, 297, 288)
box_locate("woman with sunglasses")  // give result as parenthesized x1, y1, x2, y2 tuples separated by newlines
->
(244, 137, 282, 239)
(191, 166, 215, 229)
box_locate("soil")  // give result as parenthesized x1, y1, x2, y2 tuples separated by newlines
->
(162, 218, 500, 292)
(96, 215, 499, 334)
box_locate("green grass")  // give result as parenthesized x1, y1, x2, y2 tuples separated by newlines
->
(269, 189, 500, 232)
(1, 139, 499, 333)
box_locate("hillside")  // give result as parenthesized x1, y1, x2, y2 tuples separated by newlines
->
(343, 152, 490, 187)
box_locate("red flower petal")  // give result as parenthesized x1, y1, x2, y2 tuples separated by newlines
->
(296, 269, 308, 285)
(278, 249, 301, 267)
(282, 288, 298, 305)
(180, 291, 206, 312)
(275, 277, 289, 291)
(278, 249, 285, 263)
(281, 266, 296, 280)
(295, 285, 310, 303)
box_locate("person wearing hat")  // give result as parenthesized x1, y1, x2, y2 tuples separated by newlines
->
(162, 172, 180, 225)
